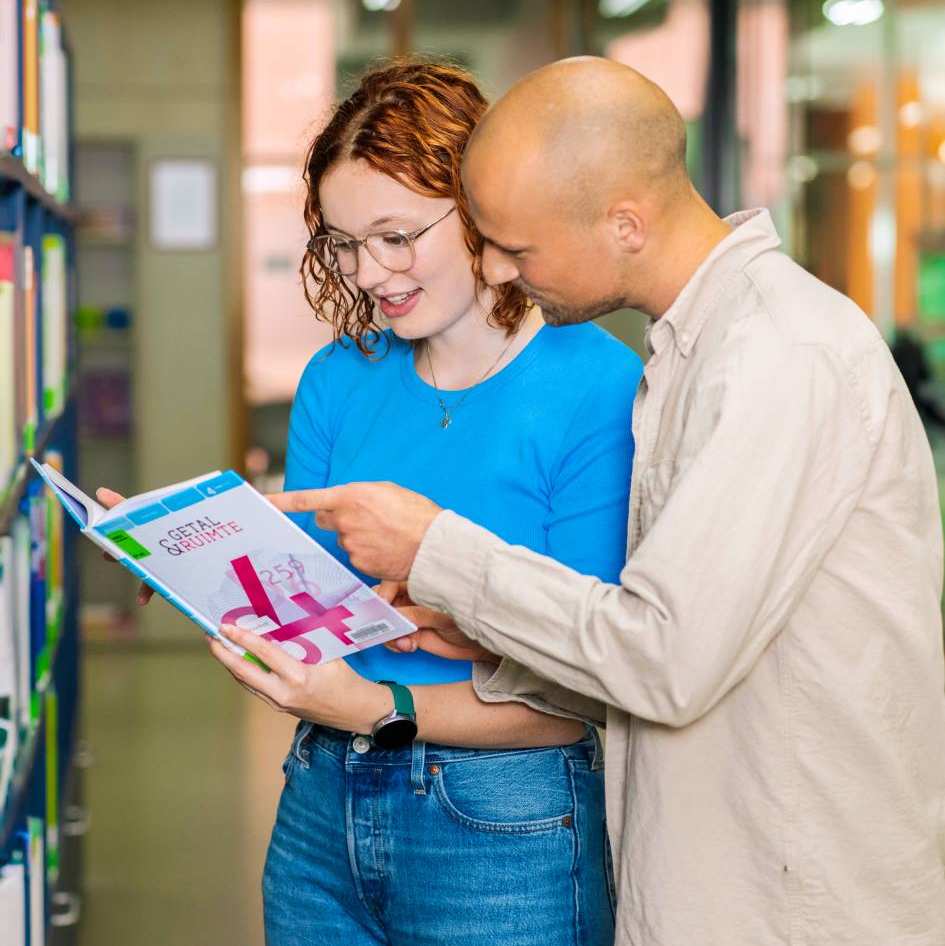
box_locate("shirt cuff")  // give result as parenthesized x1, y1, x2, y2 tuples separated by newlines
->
(472, 659, 608, 729)
(407, 509, 501, 626)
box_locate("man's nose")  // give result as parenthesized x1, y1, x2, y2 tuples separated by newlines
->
(354, 244, 390, 292)
(481, 244, 519, 287)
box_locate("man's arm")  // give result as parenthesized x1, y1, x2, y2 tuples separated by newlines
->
(408, 340, 875, 727)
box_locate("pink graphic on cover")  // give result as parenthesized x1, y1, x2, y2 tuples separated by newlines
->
(213, 551, 396, 664)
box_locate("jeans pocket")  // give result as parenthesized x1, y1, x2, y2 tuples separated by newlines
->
(431, 748, 575, 834)
(281, 721, 312, 784)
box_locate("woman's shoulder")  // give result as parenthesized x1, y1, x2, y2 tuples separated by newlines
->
(538, 322, 644, 385)
(297, 330, 405, 393)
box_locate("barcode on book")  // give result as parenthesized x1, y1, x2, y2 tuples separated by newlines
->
(349, 621, 392, 643)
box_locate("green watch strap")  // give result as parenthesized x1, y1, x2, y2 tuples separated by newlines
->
(378, 680, 415, 717)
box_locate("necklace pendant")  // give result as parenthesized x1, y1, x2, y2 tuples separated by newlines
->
(440, 412, 452, 429)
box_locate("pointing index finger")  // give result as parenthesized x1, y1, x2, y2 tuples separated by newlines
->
(265, 486, 348, 515)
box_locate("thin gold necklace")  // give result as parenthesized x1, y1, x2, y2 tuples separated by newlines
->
(424, 336, 516, 429)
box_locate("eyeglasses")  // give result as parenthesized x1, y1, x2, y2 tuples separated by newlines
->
(307, 205, 457, 277)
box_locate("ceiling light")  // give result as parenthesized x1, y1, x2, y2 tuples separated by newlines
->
(599, 0, 650, 17)
(899, 101, 923, 128)
(362, 0, 400, 11)
(788, 155, 819, 184)
(823, 0, 884, 26)
(847, 161, 876, 190)
(848, 125, 881, 155)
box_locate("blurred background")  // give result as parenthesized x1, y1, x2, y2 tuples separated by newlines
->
(3, 0, 945, 943)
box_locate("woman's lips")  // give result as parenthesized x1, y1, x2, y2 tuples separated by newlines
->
(379, 289, 422, 319)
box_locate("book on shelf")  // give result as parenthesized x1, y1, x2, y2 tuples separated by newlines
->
(0, 535, 19, 807)
(21, 245, 37, 454)
(0, 861, 26, 946)
(22, 0, 40, 175)
(27, 816, 44, 946)
(33, 464, 417, 665)
(39, 10, 68, 201)
(0, 0, 17, 153)
(0, 233, 15, 488)
(11, 514, 32, 733)
(40, 235, 66, 420)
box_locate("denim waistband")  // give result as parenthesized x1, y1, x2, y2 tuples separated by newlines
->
(292, 721, 603, 771)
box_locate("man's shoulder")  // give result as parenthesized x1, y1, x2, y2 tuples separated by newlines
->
(741, 251, 884, 362)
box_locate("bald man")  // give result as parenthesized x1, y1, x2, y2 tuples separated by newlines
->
(269, 59, 945, 945)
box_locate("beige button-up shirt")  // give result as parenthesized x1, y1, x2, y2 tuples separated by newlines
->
(408, 210, 945, 946)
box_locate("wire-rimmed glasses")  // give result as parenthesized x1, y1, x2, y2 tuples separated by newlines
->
(307, 205, 456, 276)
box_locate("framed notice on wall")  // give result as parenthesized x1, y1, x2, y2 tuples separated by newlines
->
(149, 158, 217, 250)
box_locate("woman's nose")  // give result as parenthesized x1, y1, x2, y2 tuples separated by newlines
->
(354, 244, 391, 291)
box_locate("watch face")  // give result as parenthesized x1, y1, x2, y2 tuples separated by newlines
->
(373, 716, 418, 750)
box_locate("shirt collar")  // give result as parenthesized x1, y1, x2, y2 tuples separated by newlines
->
(650, 208, 782, 358)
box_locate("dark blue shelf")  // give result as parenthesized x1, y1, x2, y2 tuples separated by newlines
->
(0, 401, 76, 534)
(0, 155, 77, 222)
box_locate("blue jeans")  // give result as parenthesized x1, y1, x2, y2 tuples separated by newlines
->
(263, 722, 615, 946)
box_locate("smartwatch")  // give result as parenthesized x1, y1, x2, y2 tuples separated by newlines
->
(371, 680, 418, 749)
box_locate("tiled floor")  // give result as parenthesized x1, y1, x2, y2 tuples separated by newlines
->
(77, 643, 295, 946)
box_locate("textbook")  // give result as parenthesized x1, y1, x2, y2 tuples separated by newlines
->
(31, 463, 417, 665)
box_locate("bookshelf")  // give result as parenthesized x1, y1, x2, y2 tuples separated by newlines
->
(1, 2, 85, 945)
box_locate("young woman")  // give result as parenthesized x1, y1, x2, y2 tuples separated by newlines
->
(217, 60, 642, 946)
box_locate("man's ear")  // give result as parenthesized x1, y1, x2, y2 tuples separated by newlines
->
(607, 200, 647, 254)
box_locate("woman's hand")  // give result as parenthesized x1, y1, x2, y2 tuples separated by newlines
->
(208, 625, 392, 732)
(95, 487, 154, 606)
(376, 581, 499, 664)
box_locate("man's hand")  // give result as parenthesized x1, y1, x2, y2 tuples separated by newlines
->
(267, 482, 441, 581)
(376, 581, 498, 663)
(96, 487, 153, 606)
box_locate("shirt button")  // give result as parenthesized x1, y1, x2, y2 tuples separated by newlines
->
(352, 735, 372, 754)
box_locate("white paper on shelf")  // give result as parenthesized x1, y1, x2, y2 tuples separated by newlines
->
(0, 0, 17, 152)
(0, 861, 27, 946)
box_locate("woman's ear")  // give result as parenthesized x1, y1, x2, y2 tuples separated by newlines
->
(607, 200, 647, 254)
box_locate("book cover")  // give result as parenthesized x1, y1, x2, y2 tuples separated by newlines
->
(22, 245, 37, 455)
(22, 0, 40, 175)
(35, 465, 417, 665)
(40, 235, 66, 420)
(0, 234, 15, 489)
(0, 862, 26, 946)
(0, 0, 17, 152)
(11, 515, 32, 733)
(0, 536, 19, 808)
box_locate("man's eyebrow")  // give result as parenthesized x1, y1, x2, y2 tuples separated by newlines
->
(480, 232, 531, 255)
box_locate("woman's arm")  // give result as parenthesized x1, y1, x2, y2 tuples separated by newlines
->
(410, 681, 586, 748)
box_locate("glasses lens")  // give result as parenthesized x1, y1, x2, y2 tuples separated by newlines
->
(311, 235, 357, 275)
(367, 232, 414, 273)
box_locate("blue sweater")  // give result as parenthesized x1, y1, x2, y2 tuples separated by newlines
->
(284, 324, 643, 685)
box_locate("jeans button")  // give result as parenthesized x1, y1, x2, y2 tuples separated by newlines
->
(352, 735, 372, 754)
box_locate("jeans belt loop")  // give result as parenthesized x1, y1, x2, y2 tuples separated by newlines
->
(410, 740, 427, 795)
(590, 726, 604, 772)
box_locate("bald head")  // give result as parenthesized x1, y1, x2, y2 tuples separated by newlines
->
(465, 57, 690, 221)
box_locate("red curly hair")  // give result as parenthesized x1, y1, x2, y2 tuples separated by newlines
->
(300, 58, 530, 354)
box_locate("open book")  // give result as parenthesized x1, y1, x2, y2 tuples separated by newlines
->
(32, 462, 416, 665)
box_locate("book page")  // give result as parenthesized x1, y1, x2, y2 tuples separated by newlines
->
(94, 471, 415, 664)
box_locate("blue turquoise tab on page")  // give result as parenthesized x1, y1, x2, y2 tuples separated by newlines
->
(198, 471, 242, 498)
(95, 517, 134, 535)
(128, 504, 169, 526)
(164, 487, 204, 511)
